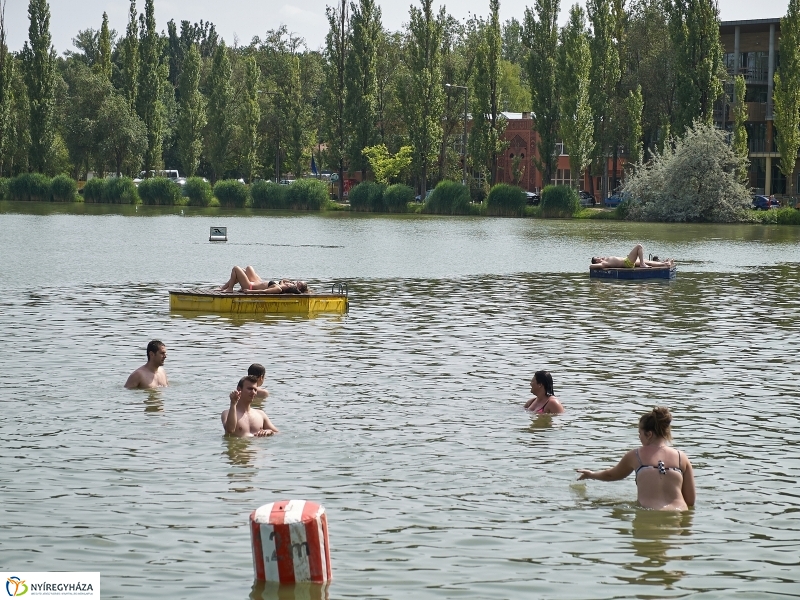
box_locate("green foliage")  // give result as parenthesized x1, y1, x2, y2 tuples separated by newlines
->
(349, 181, 386, 212)
(177, 44, 206, 177)
(622, 121, 750, 222)
(251, 181, 288, 209)
(82, 178, 105, 203)
(120, 0, 139, 108)
(137, 0, 168, 172)
(383, 184, 414, 213)
(486, 183, 526, 216)
(240, 56, 260, 182)
(587, 0, 620, 171)
(97, 12, 112, 81)
(540, 184, 580, 217)
(213, 179, 249, 208)
(104, 177, 138, 204)
(184, 177, 212, 206)
(97, 93, 147, 177)
(8, 172, 51, 201)
(50, 174, 77, 202)
(321, 3, 349, 196)
(732, 75, 749, 183)
(773, 0, 800, 195)
(362, 145, 412, 184)
(0, 177, 8, 200)
(286, 179, 329, 211)
(138, 177, 182, 205)
(625, 86, 645, 167)
(205, 42, 232, 181)
(424, 180, 471, 215)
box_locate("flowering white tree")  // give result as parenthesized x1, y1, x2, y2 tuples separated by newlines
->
(622, 121, 750, 222)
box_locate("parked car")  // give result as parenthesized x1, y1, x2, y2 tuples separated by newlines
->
(752, 194, 780, 210)
(526, 191, 540, 206)
(579, 191, 597, 207)
(605, 195, 623, 208)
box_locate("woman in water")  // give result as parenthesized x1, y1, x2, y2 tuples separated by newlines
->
(217, 266, 308, 294)
(524, 370, 564, 414)
(576, 406, 695, 511)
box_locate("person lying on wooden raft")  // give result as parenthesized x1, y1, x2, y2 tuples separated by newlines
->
(590, 243, 674, 269)
(218, 265, 309, 294)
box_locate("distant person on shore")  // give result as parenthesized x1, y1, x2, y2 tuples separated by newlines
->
(217, 266, 308, 294)
(222, 375, 280, 437)
(590, 244, 673, 269)
(524, 370, 564, 414)
(576, 406, 695, 511)
(124, 340, 169, 389)
(248, 363, 269, 400)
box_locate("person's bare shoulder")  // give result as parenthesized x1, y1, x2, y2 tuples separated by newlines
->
(124, 368, 142, 389)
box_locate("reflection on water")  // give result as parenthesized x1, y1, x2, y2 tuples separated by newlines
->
(250, 581, 330, 600)
(143, 389, 164, 413)
(224, 437, 258, 493)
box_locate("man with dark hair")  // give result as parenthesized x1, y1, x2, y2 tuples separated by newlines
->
(124, 340, 169, 389)
(248, 363, 269, 400)
(221, 375, 279, 437)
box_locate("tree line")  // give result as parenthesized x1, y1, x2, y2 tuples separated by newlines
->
(0, 0, 798, 199)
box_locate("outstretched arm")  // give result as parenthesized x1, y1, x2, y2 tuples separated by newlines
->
(577, 450, 637, 481)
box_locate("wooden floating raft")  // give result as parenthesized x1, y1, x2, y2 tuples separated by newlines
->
(589, 265, 676, 280)
(169, 284, 349, 314)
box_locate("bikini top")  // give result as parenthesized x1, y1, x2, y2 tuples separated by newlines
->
(634, 447, 683, 483)
(535, 399, 550, 414)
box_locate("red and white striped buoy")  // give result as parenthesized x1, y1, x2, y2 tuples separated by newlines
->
(250, 500, 332, 583)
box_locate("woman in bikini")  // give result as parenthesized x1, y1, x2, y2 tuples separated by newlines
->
(524, 371, 564, 414)
(576, 406, 695, 510)
(590, 243, 674, 269)
(217, 266, 308, 294)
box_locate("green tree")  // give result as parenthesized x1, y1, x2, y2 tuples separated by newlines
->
(399, 0, 445, 196)
(97, 12, 112, 81)
(731, 75, 748, 183)
(773, 0, 800, 196)
(558, 4, 594, 188)
(136, 0, 168, 173)
(0, 0, 13, 175)
(624, 84, 644, 166)
(205, 41, 232, 182)
(97, 92, 147, 176)
(344, 0, 381, 181)
(21, 0, 56, 173)
(3, 61, 30, 174)
(177, 43, 205, 177)
(523, 0, 560, 185)
(62, 63, 111, 177)
(499, 60, 531, 111)
(240, 56, 260, 182)
(321, 0, 349, 198)
(120, 0, 139, 108)
(667, 0, 724, 133)
(362, 144, 412, 183)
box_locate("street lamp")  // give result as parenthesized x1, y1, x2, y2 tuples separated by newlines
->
(445, 83, 468, 186)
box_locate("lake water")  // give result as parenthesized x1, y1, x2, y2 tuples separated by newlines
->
(1, 202, 799, 599)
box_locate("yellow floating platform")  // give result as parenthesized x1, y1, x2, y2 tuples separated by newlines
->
(169, 288, 349, 315)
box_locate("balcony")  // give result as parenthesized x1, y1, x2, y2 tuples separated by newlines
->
(747, 102, 767, 122)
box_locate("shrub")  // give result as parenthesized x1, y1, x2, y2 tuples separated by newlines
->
(286, 178, 328, 210)
(251, 180, 288, 209)
(214, 179, 249, 208)
(184, 177, 213, 207)
(49, 174, 78, 202)
(348, 181, 386, 212)
(138, 177, 182, 205)
(776, 207, 800, 225)
(82, 178, 106, 203)
(424, 180, 471, 215)
(8, 173, 51, 201)
(103, 177, 139, 204)
(486, 183, 526, 217)
(383, 184, 414, 213)
(540, 184, 580, 218)
(0, 177, 9, 200)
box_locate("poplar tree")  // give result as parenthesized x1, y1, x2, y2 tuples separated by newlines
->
(97, 12, 112, 82)
(523, 0, 560, 185)
(321, 0, 348, 198)
(0, 0, 13, 174)
(344, 0, 381, 181)
(399, 0, 445, 197)
(177, 44, 205, 177)
(137, 0, 167, 173)
(240, 56, 260, 182)
(625, 84, 644, 166)
(205, 42, 232, 182)
(120, 0, 139, 109)
(21, 0, 56, 173)
(731, 75, 748, 182)
(667, 0, 724, 133)
(558, 4, 594, 188)
(773, 0, 800, 196)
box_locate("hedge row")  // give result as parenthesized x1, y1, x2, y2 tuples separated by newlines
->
(349, 182, 415, 213)
(2, 173, 79, 202)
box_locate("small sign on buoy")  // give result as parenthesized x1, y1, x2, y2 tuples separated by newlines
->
(209, 226, 227, 242)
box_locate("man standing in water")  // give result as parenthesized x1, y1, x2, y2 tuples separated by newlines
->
(124, 340, 169, 389)
(222, 375, 280, 437)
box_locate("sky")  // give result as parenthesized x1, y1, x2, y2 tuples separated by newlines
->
(2, 0, 790, 55)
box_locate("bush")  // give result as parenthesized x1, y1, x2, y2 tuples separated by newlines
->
(486, 183, 526, 217)
(540, 184, 580, 218)
(138, 177, 182, 205)
(82, 178, 105, 203)
(184, 177, 213, 207)
(49, 174, 78, 202)
(776, 207, 800, 225)
(348, 181, 386, 212)
(383, 184, 414, 213)
(286, 178, 328, 210)
(0, 177, 9, 200)
(251, 180, 288, 209)
(214, 179, 249, 208)
(104, 177, 138, 204)
(8, 173, 51, 201)
(424, 180, 471, 215)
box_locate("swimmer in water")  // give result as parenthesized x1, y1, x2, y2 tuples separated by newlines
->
(576, 406, 695, 510)
(124, 340, 169, 389)
(524, 370, 564, 414)
(221, 375, 279, 437)
(248, 363, 269, 400)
